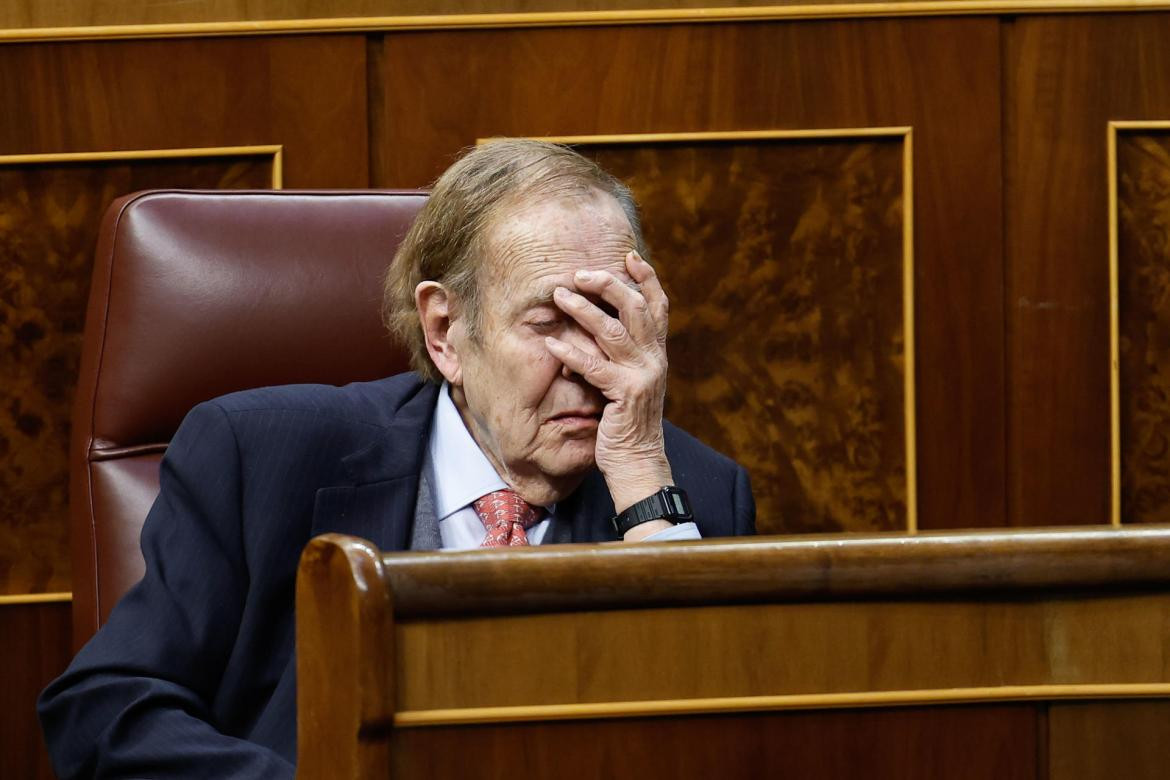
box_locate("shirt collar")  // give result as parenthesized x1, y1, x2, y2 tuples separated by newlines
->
(425, 382, 509, 521)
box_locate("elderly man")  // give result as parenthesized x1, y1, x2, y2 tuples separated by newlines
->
(39, 139, 755, 778)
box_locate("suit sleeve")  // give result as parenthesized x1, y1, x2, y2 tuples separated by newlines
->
(38, 402, 295, 779)
(732, 465, 757, 536)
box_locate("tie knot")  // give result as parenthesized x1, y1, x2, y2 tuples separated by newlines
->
(473, 489, 543, 547)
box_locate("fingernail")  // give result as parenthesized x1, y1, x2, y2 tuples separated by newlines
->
(575, 270, 593, 281)
(554, 286, 569, 298)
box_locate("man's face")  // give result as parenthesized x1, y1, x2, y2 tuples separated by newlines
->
(447, 191, 638, 500)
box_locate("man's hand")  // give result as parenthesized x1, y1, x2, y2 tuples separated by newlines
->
(544, 251, 675, 539)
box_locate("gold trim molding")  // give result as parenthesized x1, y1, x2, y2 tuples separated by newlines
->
(0, 145, 284, 188)
(395, 683, 1170, 727)
(1107, 120, 1170, 528)
(0, 591, 72, 605)
(3, 2, 1170, 43)
(516, 127, 918, 533)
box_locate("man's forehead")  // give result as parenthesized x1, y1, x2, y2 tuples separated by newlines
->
(489, 190, 633, 241)
(482, 192, 637, 285)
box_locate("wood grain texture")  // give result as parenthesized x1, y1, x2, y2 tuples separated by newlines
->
(376, 528, 1170, 713)
(381, 525, 1170, 618)
(300, 531, 1170, 774)
(0, 0, 1062, 30)
(391, 705, 1039, 779)
(0, 34, 367, 595)
(394, 592, 1170, 711)
(1005, 14, 1170, 527)
(1117, 130, 1170, 523)
(375, 19, 1004, 530)
(0, 35, 368, 188)
(0, 155, 273, 596)
(576, 137, 907, 533)
(297, 534, 395, 780)
(0, 602, 71, 780)
(1048, 700, 1170, 779)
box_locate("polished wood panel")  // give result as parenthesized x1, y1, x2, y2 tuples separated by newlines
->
(0, 35, 368, 188)
(0, 602, 71, 780)
(0, 0, 940, 30)
(395, 592, 1170, 711)
(0, 0, 1166, 39)
(368, 528, 1170, 712)
(1116, 129, 1170, 524)
(1048, 700, 1170, 779)
(392, 705, 1039, 779)
(0, 34, 367, 596)
(0, 154, 274, 596)
(0, 0, 1116, 32)
(1005, 14, 1170, 527)
(303, 533, 1145, 776)
(297, 535, 395, 779)
(377, 19, 1004, 531)
(381, 525, 1170, 617)
(574, 135, 909, 533)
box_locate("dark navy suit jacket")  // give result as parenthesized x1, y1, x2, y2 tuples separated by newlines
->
(39, 373, 755, 779)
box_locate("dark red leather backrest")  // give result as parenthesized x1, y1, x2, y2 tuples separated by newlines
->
(70, 190, 427, 649)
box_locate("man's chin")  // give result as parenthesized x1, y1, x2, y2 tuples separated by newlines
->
(538, 440, 597, 478)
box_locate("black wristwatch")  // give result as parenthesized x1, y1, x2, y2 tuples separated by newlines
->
(610, 485, 693, 536)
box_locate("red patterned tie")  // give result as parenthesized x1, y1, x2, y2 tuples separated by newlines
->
(473, 489, 543, 547)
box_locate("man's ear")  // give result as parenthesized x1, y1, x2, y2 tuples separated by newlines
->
(416, 281, 463, 385)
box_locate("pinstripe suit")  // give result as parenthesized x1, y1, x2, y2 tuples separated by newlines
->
(39, 373, 755, 779)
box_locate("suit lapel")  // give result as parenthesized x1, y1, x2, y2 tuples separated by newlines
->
(408, 465, 441, 550)
(310, 380, 439, 552)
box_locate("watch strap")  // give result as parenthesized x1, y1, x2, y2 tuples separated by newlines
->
(610, 485, 693, 536)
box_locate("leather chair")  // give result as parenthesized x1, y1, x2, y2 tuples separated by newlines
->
(69, 189, 427, 651)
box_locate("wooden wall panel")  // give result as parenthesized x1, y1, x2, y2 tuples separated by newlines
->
(572, 135, 909, 533)
(392, 705, 1038, 779)
(1048, 700, 1170, 779)
(0, 602, 71, 780)
(0, 153, 275, 596)
(1005, 14, 1170, 527)
(1116, 129, 1170, 524)
(0, 35, 368, 187)
(374, 19, 1004, 532)
(0, 0, 1015, 32)
(0, 35, 367, 596)
(395, 593, 1170, 711)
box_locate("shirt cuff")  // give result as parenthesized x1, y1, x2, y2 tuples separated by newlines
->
(638, 521, 701, 542)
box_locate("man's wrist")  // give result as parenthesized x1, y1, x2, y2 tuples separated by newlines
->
(603, 453, 678, 514)
(608, 479, 673, 514)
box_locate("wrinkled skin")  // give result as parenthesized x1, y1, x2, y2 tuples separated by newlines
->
(416, 190, 674, 539)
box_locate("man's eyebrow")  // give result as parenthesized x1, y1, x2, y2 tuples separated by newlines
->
(519, 288, 558, 311)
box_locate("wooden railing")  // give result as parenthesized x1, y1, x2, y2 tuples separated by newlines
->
(296, 526, 1170, 778)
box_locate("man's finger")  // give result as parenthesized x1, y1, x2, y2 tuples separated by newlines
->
(625, 251, 669, 344)
(553, 286, 639, 362)
(571, 267, 657, 347)
(544, 335, 619, 394)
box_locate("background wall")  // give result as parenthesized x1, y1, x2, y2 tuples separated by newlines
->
(3, 5, 1170, 777)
